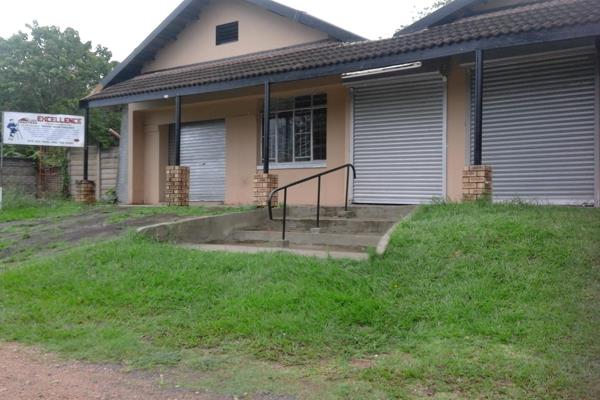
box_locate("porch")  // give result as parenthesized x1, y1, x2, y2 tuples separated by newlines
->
(103, 46, 598, 208)
(124, 77, 353, 206)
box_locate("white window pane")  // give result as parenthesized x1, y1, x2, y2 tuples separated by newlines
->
(269, 115, 277, 161)
(277, 112, 293, 163)
(294, 110, 312, 160)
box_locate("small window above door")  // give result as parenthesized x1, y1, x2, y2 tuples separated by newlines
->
(216, 21, 239, 46)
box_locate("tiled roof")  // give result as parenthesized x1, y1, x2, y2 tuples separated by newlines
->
(86, 0, 600, 103)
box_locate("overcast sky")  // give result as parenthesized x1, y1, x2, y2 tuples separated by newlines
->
(0, 0, 438, 62)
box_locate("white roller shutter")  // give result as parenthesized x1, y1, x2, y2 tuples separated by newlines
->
(352, 74, 445, 204)
(471, 52, 598, 205)
(178, 120, 226, 202)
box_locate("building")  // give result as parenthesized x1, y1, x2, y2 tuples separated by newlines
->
(82, 0, 600, 207)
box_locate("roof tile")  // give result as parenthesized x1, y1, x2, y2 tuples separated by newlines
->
(87, 0, 600, 102)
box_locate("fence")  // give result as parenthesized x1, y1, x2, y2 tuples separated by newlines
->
(69, 145, 119, 200)
(0, 158, 37, 196)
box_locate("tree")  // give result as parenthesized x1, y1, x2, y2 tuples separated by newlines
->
(0, 22, 120, 160)
(394, 0, 453, 36)
(414, 0, 454, 20)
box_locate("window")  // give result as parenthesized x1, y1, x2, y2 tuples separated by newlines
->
(216, 21, 239, 45)
(262, 94, 327, 165)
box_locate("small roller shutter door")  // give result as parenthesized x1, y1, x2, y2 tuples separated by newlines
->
(353, 74, 445, 204)
(172, 120, 226, 202)
(471, 52, 598, 205)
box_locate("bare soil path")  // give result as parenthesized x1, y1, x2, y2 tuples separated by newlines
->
(0, 207, 199, 265)
(0, 342, 225, 400)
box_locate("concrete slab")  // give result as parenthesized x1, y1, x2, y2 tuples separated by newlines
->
(232, 230, 381, 247)
(180, 243, 369, 261)
(138, 205, 417, 260)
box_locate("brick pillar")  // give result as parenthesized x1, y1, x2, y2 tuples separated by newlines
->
(463, 165, 493, 201)
(166, 166, 190, 206)
(75, 180, 96, 204)
(253, 173, 278, 207)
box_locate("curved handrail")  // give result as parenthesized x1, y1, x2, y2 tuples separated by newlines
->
(267, 164, 357, 240)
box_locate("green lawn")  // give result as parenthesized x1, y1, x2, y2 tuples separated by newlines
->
(0, 202, 598, 399)
(0, 191, 249, 224)
(0, 195, 89, 223)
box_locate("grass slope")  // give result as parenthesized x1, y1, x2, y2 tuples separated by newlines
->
(0, 195, 87, 223)
(0, 191, 250, 224)
(0, 203, 598, 399)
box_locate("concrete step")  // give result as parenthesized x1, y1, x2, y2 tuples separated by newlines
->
(259, 217, 396, 234)
(272, 205, 415, 220)
(231, 230, 381, 249)
(181, 243, 369, 261)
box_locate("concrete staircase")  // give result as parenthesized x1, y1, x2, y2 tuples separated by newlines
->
(202, 205, 415, 260)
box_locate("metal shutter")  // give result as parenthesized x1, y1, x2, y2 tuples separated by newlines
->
(178, 120, 226, 202)
(471, 52, 598, 205)
(353, 74, 445, 204)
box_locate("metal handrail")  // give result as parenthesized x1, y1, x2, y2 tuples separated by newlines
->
(267, 164, 357, 241)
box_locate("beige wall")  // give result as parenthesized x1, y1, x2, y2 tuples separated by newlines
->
(270, 85, 349, 206)
(446, 62, 469, 201)
(127, 79, 349, 205)
(143, 0, 329, 73)
(129, 109, 145, 204)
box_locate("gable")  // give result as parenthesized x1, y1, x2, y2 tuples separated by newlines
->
(100, 0, 363, 88)
(142, 0, 331, 73)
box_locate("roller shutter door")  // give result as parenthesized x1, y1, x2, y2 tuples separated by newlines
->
(353, 74, 445, 204)
(171, 120, 226, 202)
(471, 52, 598, 205)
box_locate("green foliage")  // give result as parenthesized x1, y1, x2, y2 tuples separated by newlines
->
(0, 22, 120, 158)
(0, 191, 86, 222)
(0, 203, 599, 398)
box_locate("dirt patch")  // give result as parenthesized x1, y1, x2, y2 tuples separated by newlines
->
(0, 343, 303, 400)
(0, 208, 200, 264)
(0, 342, 224, 400)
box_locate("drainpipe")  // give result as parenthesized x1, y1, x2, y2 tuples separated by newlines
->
(473, 49, 484, 166)
(262, 81, 271, 174)
(84, 107, 90, 180)
(175, 96, 182, 166)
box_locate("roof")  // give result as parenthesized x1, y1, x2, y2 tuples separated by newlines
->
(100, 0, 365, 87)
(398, 0, 479, 34)
(85, 0, 600, 107)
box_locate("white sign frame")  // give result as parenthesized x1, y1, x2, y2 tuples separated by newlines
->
(2, 111, 85, 148)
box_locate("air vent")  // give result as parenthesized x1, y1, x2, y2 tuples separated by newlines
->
(216, 21, 239, 45)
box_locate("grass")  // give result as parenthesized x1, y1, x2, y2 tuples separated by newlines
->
(0, 191, 250, 224)
(0, 192, 88, 223)
(0, 202, 598, 399)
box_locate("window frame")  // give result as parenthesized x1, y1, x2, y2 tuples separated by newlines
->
(260, 94, 327, 169)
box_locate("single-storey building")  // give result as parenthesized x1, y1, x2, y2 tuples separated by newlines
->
(82, 0, 600, 207)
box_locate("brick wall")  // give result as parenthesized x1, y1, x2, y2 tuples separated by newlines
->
(166, 166, 190, 206)
(253, 173, 278, 207)
(463, 165, 493, 201)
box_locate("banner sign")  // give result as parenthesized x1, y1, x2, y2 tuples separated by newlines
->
(2, 111, 85, 148)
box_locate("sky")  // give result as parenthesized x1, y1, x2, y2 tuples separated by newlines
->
(0, 0, 438, 62)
